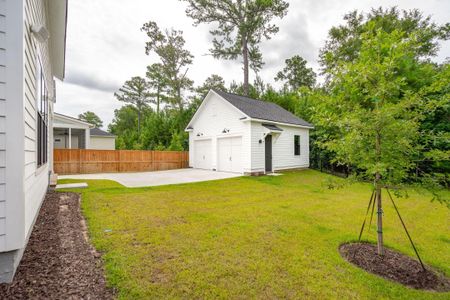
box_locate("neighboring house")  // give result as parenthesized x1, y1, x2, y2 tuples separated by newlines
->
(0, 0, 68, 282)
(89, 128, 116, 150)
(54, 113, 93, 149)
(185, 90, 313, 175)
(53, 113, 116, 150)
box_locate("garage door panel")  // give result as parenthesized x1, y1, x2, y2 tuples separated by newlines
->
(194, 139, 212, 170)
(218, 136, 242, 174)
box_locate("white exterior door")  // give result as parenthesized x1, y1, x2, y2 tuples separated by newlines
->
(217, 136, 242, 173)
(194, 139, 212, 170)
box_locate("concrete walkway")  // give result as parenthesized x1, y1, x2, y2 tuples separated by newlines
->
(58, 168, 241, 188)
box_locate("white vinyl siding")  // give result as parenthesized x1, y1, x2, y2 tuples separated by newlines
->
(250, 122, 266, 172)
(0, 0, 7, 248)
(250, 122, 309, 172)
(23, 0, 53, 238)
(272, 125, 309, 170)
(89, 136, 116, 150)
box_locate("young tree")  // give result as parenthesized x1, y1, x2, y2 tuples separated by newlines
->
(78, 111, 103, 128)
(114, 76, 152, 136)
(317, 7, 450, 179)
(313, 23, 440, 255)
(196, 74, 226, 98)
(141, 21, 194, 111)
(146, 63, 168, 114)
(181, 0, 289, 96)
(275, 55, 316, 91)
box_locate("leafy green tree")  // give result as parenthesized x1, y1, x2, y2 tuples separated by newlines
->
(146, 63, 168, 114)
(168, 131, 185, 151)
(196, 74, 226, 98)
(317, 7, 450, 181)
(141, 21, 194, 111)
(140, 111, 173, 150)
(181, 0, 289, 95)
(275, 55, 316, 91)
(78, 111, 103, 128)
(312, 23, 448, 255)
(114, 77, 152, 136)
(319, 7, 449, 77)
(414, 62, 450, 188)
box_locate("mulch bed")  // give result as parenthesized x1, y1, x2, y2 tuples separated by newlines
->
(0, 191, 113, 299)
(340, 242, 450, 292)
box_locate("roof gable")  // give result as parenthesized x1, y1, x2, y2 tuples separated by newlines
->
(213, 90, 313, 127)
(185, 90, 247, 130)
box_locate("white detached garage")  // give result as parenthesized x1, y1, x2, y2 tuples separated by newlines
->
(186, 90, 313, 175)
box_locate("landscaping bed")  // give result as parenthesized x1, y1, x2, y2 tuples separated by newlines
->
(0, 191, 113, 299)
(340, 242, 450, 292)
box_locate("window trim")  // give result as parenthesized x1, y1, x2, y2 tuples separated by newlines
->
(294, 135, 301, 156)
(36, 55, 48, 168)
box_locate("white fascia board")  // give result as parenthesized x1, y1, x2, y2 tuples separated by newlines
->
(243, 118, 314, 129)
(46, 0, 68, 80)
(54, 113, 94, 128)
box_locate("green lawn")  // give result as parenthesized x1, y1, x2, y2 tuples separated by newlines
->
(59, 170, 450, 299)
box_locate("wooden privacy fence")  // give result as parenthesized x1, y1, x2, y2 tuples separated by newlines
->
(54, 149, 189, 175)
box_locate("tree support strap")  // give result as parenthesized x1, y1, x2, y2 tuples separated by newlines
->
(368, 192, 376, 230)
(386, 188, 426, 271)
(358, 190, 375, 242)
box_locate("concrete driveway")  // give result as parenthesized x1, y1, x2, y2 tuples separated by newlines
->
(58, 168, 241, 188)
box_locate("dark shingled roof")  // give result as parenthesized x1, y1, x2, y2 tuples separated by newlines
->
(214, 90, 313, 127)
(90, 128, 116, 137)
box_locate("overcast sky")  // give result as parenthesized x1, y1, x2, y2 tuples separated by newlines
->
(55, 0, 450, 128)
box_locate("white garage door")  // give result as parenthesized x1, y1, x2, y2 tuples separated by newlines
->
(194, 139, 212, 170)
(217, 136, 242, 173)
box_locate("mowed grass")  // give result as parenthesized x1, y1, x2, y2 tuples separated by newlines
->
(58, 170, 450, 299)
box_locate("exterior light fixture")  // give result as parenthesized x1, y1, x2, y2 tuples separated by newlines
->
(222, 128, 230, 133)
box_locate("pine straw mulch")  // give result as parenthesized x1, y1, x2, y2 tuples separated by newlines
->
(0, 191, 114, 299)
(340, 242, 450, 292)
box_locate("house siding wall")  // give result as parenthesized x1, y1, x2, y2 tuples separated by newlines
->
(272, 125, 310, 170)
(188, 92, 251, 172)
(90, 136, 116, 150)
(1, 0, 27, 253)
(0, 0, 7, 249)
(23, 0, 53, 238)
(250, 121, 310, 172)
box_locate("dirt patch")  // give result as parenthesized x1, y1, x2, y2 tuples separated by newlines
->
(0, 191, 114, 299)
(340, 242, 450, 292)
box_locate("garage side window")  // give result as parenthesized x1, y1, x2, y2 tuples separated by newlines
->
(294, 135, 300, 156)
(36, 59, 48, 167)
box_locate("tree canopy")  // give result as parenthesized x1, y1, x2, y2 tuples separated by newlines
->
(141, 21, 194, 110)
(181, 0, 289, 95)
(114, 76, 152, 136)
(78, 111, 103, 128)
(275, 55, 316, 91)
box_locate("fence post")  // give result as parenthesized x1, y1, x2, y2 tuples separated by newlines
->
(78, 149, 82, 174)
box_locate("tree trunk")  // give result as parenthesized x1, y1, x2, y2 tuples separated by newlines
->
(137, 108, 141, 138)
(242, 36, 249, 96)
(375, 132, 384, 255)
(157, 85, 160, 114)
